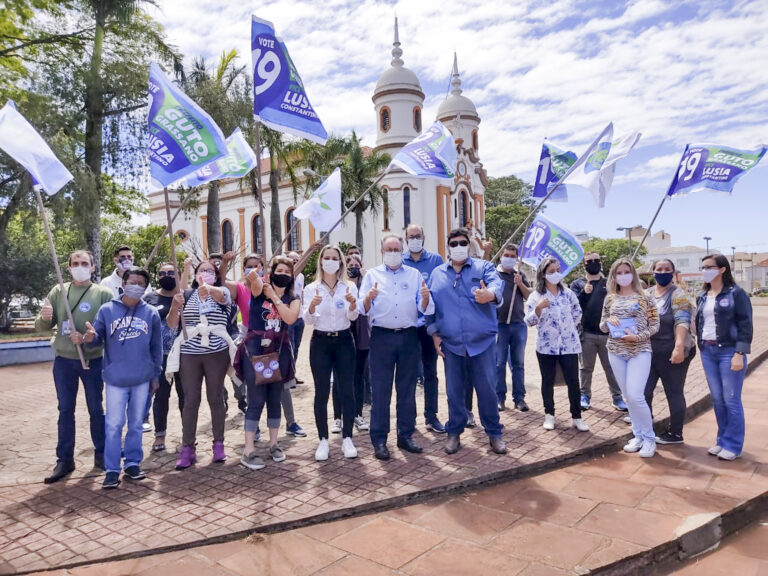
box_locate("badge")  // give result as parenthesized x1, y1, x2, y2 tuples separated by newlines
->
(263, 369, 274, 379)
(61, 320, 71, 335)
(401, 283, 409, 290)
(79, 302, 91, 313)
(335, 300, 345, 309)
(253, 361, 265, 373)
(719, 299, 729, 307)
(268, 360, 280, 371)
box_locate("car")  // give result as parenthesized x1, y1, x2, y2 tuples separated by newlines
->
(752, 286, 768, 297)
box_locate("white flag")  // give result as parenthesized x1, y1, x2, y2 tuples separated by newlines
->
(0, 100, 73, 195)
(293, 167, 342, 231)
(566, 125, 641, 207)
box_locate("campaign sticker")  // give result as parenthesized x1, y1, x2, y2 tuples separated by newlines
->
(335, 300, 345, 309)
(268, 360, 280, 371)
(719, 299, 730, 307)
(401, 283, 409, 290)
(79, 302, 91, 313)
(253, 361, 265, 372)
(263, 369, 274, 379)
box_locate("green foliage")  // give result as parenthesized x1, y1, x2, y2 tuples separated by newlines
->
(580, 237, 647, 275)
(485, 203, 533, 250)
(484, 175, 534, 209)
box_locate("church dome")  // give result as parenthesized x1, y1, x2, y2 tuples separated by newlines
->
(437, 53, 478, 120)
(373, 18, 423, 99)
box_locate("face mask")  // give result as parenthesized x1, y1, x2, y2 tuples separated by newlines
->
(616, 273, 634, 287)
(383, 251, 402, 268)
(70, 266, 91, 283)
(654, 272, 674, 287)
(407, 238, 423, 253)
(271, 274, 292, 288)
(244, 267, 255, 277)
(321, 259, 340, 274)
(585, 261, 602, 275)
(347, 267, 361, 279)
(118, 259, 134, 271)
(450, 245, 469, 262)
(123, 284, 146, 299)
(197, 271, 216, 285)
(500, 256, 517, 270)
(545, 272, 563, 285)
(158, 276, 177, 291)
(702, 268, 720, 283)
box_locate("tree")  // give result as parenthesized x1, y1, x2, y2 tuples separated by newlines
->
(484, 175, 534, 209)
(581, 237, 647, 274)
(485, 204, 532, 250)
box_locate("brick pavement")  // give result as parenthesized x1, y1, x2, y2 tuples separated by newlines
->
(1, 308, 767, 574)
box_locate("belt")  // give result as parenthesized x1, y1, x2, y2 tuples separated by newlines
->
(314, 329, 350, 338)
(372, 326, 416, 333)
(701, 340, 718, 346)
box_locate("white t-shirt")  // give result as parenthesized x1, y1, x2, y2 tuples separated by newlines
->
(701, 296, 717, 340)
(294, 272, 305, 304)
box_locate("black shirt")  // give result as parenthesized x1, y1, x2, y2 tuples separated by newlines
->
(571, 276, 608, 334)
(143, 291, 174, 321)
(497, 268, 529, 324)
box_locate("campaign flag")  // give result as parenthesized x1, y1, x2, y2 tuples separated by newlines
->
(532, 141, 577, 201)
(148, 62, 228, 189)
(0, 100, 73, 195)
(519, 215, 584, 276)
(667, 144, 766, 197)
(183, 128, 259, 187)
(566, 125, 641, 207)
(390, 121, 457, 180)
(251, 16, 328, 144)
(293, 167, 342, 231)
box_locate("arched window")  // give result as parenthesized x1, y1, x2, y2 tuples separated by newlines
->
(176, 229, 189, 241)
(251, 214, 263, 254)
(472, 129, 478, 153)
(459, 190, 468, 227)
(286, 208, 300, 251)
(403, 186, 411, 228)
(380, 107, 391, 132)
(221, 220, 233, 253)
(382, 188, 390, 231)
(413, 107, 421, 132)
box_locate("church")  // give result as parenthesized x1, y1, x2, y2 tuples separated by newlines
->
(148, 19, 488, 273)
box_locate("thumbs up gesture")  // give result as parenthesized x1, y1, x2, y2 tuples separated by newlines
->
(41, 298, 53, 321)
(198, 279, 210, 301)
(368, 282, 379, 301)
(309, 287, 322, 314)
(344, 284, 356, 311)
(474, 279, 495, 304)
(420, 278, 430, 305)
(83, 321, 97, 343)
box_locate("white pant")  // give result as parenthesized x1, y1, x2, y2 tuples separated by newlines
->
(608, 351, 654, 442)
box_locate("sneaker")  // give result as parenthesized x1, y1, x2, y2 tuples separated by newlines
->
(354, 416, 369, 431)
(497, 400, 506, 412)
(331, 419, 342, 434)
(240, 451, 265, 470)
(175, 445, 196, 470)
(270, 444, 286, 462)
(624, 437, 644, 453)
(255, 427, 260, 442)
(237, 399, 247, 415)
(623, 415, 632, 424)
(572, 418, 590, 432)
(212, 441, 227, 463)
(342, 437, 358, 459)
(124, 465, 146, 480)
(142, 421, 153, 433)
(514, 400, 530, 412)
(286, 422, 307, 437)
(102, 471, 120, 489)
(613, 398, 629, 412)
(639, 440, 656, 458)
(708, 445, 723, 456)
(580, 394, 590, 410)
(425, 417, 446, 434)
(656, 432, 684, 445)
(315, 439, 330, 461)
(466, 412, 476, 428)
(717, 449, 739, 461)
(416, 376, 424, 388)
(543, 414, 555, 430)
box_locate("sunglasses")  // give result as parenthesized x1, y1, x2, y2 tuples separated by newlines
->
(448, 240, 469, 248)
(117, 255, 133, 262)
(158, 270, 176, 277)
(585, 258, 601, 263)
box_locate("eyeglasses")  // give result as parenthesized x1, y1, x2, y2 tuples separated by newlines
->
(448, 240, 469, 248)
(158, 270, 175, 277)
(700, 265, 719, 271)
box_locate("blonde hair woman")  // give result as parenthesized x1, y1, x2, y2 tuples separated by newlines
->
(600, 258, 660, 457)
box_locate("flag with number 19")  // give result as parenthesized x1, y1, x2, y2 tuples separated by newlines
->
(667, 144, 766, 197)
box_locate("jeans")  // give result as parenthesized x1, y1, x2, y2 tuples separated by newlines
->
(369, 327, 418, 445)
(242, 339, 282, 431)
(152, 355, 184, 437)
(311, 330, 356, 438)
(495, 322, 527, 403)
(645, 348, 693, 437)
(444, 345, 503, 438)
(417, 326, 439, 419)
(609, 351, 654, 442)
(52, 356, 105, 463)
(104, 382, 149, 473)
(700, 344, 747, 454)
(536, 353, 581, 419)
(580, 332, 622, 401)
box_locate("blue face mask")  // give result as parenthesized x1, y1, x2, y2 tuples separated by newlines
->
(654, 272, 674, 287)
(123, 283, 146, 299)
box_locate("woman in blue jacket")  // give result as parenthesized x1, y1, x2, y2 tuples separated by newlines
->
(696, 254, 753, 461)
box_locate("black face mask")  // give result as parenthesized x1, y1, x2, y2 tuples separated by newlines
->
(585, 261, 602, 275)
(158, 276, 177, 291)
(271, 274, 292, 288)
(347, 267, 361, 278)
(654, 272, 674, 287)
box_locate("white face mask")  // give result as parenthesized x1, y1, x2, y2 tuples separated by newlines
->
(70, 266, 92, 282)
(616, 273, 634, 287)
(701, 268, 720, 283)
(450, 245, 470, 262)
(383, 251, 402, 269)
(500, 256, 517, 270)
(118, 259, 134, 271)
(321, 259, 340, 274)
(407, 238, 424, 253)
(545, 272, 563, 285)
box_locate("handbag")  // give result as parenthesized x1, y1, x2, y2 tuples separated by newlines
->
(250, 334, 286, 385)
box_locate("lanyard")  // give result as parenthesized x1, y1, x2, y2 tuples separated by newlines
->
(67, 284, 92, 314)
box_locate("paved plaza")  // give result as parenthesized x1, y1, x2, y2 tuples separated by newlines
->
(1, 308, 766, 574)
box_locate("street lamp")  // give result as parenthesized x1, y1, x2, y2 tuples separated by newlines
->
(731, 246, 736, 273)
(703, 236, 712, 254)
(617, 226, 636, 257)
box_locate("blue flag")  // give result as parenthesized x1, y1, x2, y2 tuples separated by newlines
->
(519, 215, 584, 276)
(667, 144, 766, 197)
(183, 129, 259, 187)
(251, 16, 328, 144)
(390, 121, 457, 180)
(148, 63, 228, 189)
(532, 141, 577, 201)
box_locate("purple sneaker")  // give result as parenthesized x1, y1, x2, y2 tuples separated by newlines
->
(175, 445, 196, 470)
(212, 441, 227, 463)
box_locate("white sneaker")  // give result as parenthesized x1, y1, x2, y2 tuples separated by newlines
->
(717, 449, 739, 461)
(315, 438, 329, 461)
(543, 414, 555, 430)
(708, 445, 723, 456)
(142, 422, 153, 433)
(354, 416, 369, 431)
(624, 437, 644, 453)
(342, 437, 358, 459)
(623, 415, 632, 424)
(639, 440, 656, 458)
(572, 418, 590, 432)
(331, 419, 342, 434)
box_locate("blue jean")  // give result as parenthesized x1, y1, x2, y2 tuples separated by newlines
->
(52, 356, 105, 463)
(609, 351, 654, 442)
(495, 322, 527, 403)
(445, 345, 503, 437)
(700, 344, 747, 454)
(104, 382, 149, 473)
(417, 326, 439, 419)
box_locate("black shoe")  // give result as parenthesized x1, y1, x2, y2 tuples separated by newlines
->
(497, 400, 506, 412)
(237, 399, 247, 415)
(44, 461, 75, 484)
(514, 400, 530, 412)
(396, 437, 423, 454)
(94, 453, 105, 470)
(124, 465, 147, 480)
(444, 434, 461, 454)
(656, 431, 684, 445)
(295, 377, 304, 385)
(466, 413, 476, 428)
(102, 472, 120, 489)
(373, 443, 390, 460)
(490, 436, 508, 455)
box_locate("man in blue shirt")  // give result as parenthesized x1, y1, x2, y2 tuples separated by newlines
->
(427, 228, 506, 455)
(403, 224, 446, 434)
(360, 234, 434, 460)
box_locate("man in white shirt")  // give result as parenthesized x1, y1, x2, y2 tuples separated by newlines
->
(100, 245, 135, 298)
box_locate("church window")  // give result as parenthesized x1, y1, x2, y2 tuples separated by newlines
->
(413, 107, 421, 132)
(221, 220, 233, 253)
(382, 188, 390, 230)
(380, 107, 391, 132)
(472, 129, 478, 153)
(251, 215, 263, 254)
(459, 191, 468, 227)
(403, 186, 411, 227)
(286, 208, 300, 251)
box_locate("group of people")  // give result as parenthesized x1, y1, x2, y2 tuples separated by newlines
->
(37, 228, 753, 489)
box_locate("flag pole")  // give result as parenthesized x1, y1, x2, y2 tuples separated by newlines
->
(274, 218, 300, 256)
(144, 188, 194, 268)
(33, 185, 88, 370)
(631, 188, 670, 261)
(163, 186, 188, 339)
(254, 122, 269, 261)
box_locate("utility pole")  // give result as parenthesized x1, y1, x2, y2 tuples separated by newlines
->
(703, 236, 712, 254)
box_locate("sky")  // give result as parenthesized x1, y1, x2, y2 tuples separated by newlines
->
(147, 0, 768, 255)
